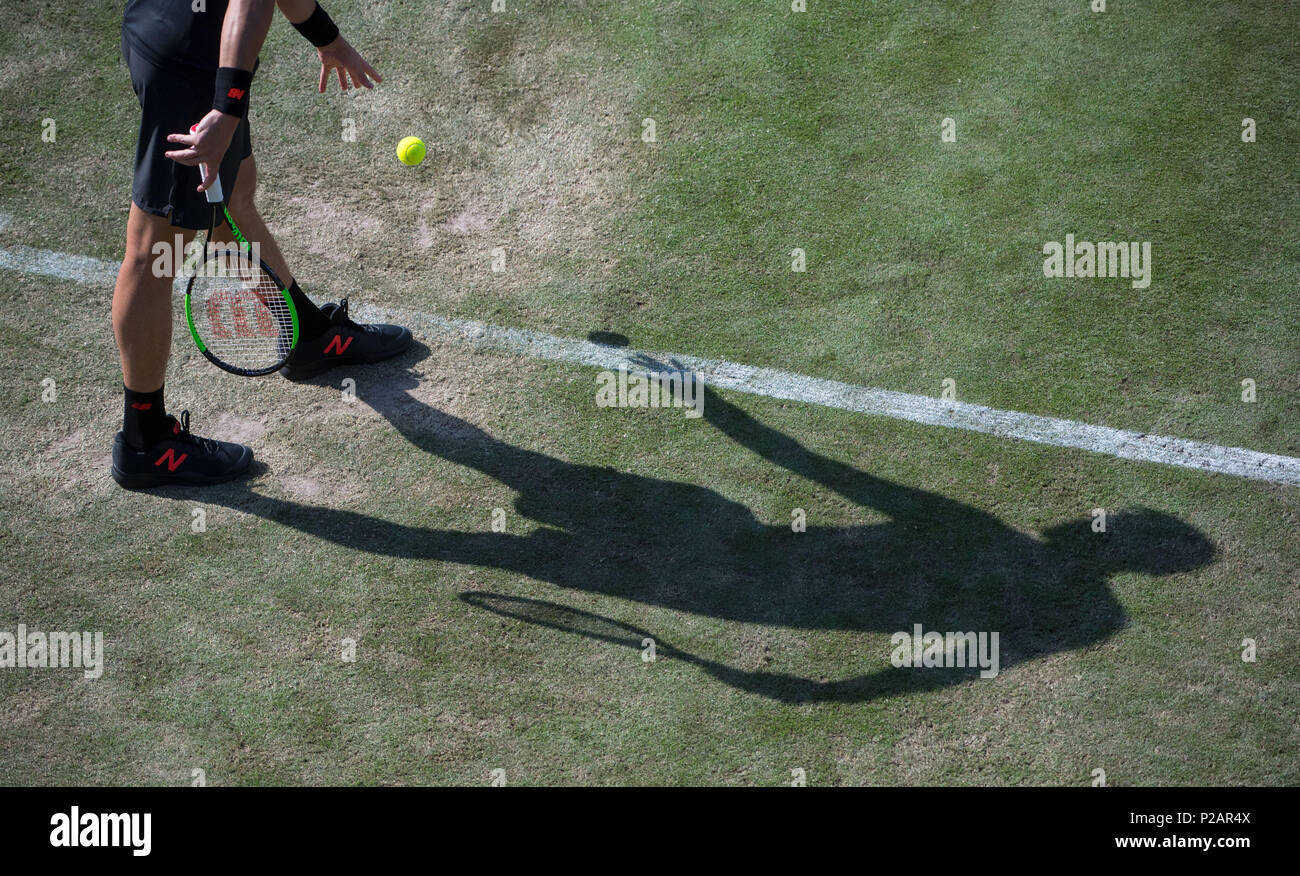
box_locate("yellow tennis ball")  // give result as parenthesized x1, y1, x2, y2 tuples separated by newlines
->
(396, 136, 426, 166)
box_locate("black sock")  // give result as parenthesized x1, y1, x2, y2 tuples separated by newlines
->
(287, 280, 332, 340)
(123, 385, 168, 450)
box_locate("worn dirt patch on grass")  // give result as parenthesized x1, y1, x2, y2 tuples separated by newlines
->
(209, 413, 267, 446)
(259, 4, 644, 314)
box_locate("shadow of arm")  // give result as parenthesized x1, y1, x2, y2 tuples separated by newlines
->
(695, 381, 978, 527)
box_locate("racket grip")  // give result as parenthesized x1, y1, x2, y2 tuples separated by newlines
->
(202, 169, 225, 204)
(191, 124, 225, 203)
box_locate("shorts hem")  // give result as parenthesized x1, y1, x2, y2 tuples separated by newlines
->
(131, 195, 209, 231)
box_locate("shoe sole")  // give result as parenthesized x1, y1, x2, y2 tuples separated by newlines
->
(111, 446, 253, 490)
(280, 332, 414, 382)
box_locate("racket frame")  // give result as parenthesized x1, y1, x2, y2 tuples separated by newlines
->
(183, 168, 300, 377)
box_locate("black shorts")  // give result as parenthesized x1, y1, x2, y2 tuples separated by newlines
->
(121, 32, 252, 230)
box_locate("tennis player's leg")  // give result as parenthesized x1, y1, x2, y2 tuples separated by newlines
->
(110, 202, 254, 489)
(208, 154, 296, 290)
(112, 36, 253, 489)
(208, 153, 413, 382)
(113, 203, 182, 400)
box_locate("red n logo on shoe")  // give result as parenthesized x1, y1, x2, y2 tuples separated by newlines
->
(155, 449, 188, 471)
(324, 335, 353, 355)
(130, 402, 152, 410)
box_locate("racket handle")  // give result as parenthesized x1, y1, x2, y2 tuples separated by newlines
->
(202, 167, 225, 204)
(191, 123, 225, 203)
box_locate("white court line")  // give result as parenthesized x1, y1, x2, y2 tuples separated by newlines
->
(1, 230, 1297, 487)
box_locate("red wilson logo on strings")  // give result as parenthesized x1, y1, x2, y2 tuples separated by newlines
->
(205, 290, 280, 339)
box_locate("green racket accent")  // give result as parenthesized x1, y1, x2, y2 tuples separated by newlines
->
(223, 205, 250, 249)
(183, 294, 207, 352)
(286, 288, 299, 346)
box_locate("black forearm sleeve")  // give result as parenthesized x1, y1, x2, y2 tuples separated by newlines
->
(292, 2, 340, 48)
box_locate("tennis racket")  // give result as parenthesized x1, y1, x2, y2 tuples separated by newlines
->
(183, 157, 298, 376)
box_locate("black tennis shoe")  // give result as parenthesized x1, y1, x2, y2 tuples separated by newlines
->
(111, 411, 253, 490)
(279, 297, 413, 382)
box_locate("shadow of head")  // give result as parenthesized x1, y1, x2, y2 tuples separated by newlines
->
(587, 331, 630, 348)
(1040, 507, 1216, 576)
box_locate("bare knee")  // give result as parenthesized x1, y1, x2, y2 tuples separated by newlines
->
(117, 238, 177, 296)
(120, 204, 194, 288)
(119, 245, 153, 281)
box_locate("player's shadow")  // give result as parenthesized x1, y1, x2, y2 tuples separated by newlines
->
(203, 343, 1215, 703)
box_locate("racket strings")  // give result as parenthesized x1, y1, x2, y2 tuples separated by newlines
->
(189, 248, 294, 369)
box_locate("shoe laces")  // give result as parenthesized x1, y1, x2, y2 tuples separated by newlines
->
(170, 411, 222, 454)
(331, 297, 376, 334)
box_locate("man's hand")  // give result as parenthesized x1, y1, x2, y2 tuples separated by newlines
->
(163, 110, 241, 191)
(316, 35, 381, 92)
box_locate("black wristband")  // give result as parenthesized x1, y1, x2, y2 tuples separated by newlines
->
(213, 67, 253, 118)
(292, 2, 340, 48)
